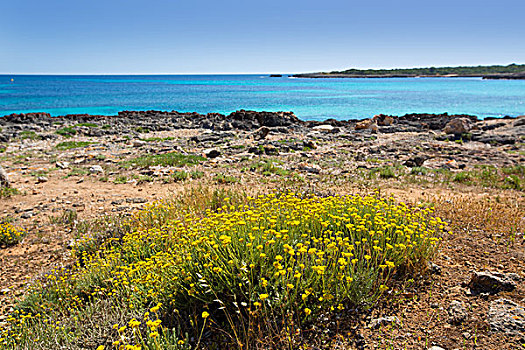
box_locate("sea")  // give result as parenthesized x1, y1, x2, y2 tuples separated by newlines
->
(1, 75, 524, 121)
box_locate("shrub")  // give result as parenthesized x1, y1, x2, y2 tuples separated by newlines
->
(2, 192, 445, 348)
(0, 222, 25, 246)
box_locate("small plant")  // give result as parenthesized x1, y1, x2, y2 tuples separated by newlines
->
(55, 127, 77, 138)
(113, 175, 128, 184)
(55, 141, 95, 150)
(452, 171, 471, 183)
(75, 123, 98, 128)
(135, 126, 150, 133)
(0, 222, 25, 246)
(214, 173, 239, 184)
(66, 167, 89, 177)
(190, 170, 204, 179)
(0, 187, 19, 198)
(379, 166, 397, 179)
(18, 131, 42, 140)
(172, 171, 189, 182)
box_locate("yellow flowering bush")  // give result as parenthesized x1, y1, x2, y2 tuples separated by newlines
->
(2, 192, 446, 348)
(0, 222, 24, 246)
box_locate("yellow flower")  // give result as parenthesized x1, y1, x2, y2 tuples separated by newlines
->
(304, 308, 312, 316)
(259, 294, 269, 301)
(202, 311, 210, 319)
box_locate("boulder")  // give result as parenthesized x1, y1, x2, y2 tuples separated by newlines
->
(443, 118, 471, 135)
(368, 316, 399, 329)
(312, 124, 335, 132)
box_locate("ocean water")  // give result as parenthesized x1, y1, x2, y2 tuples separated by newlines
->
(0, 75, 524, 121)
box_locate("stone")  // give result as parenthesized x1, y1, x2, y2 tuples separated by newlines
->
(263, 145, 279, 156)
(428, 347, 446, 350)
(56, 161, 70, 169)
(443, 118, 471, 135)
(0, 165, 10, 187)
(368, 316, 399, 329)
(404, 155, 428, 167)
(488, 298, 525, 336)
(89, 165, 104, 174)
(36, 176, 48, 183)
(312, 124, 334, 132)
(204, 149, 221, 159)
(448, 300, 468, 324)
(299, 163, 321, 174)
(468, 271, 517, 295)
(373, 114, 395, 126)
(355, 119, 373, 130)
(133, 140, 147, 147)
(252, 126, 270, 140)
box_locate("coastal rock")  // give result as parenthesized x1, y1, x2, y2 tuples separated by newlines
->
(0, 165, 10, 188)
(355, 119, 373, 130)
(373, 114, 394, 126)
(468, 271, 517, 295)
(443, 118, 471, 135)
(488, 298, 525, 335)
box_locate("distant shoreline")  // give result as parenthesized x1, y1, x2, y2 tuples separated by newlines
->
(290, 64, 525, 80)
(291, 73, 525, 80)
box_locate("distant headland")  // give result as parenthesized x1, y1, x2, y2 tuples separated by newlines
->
(291, 63, 525, 79)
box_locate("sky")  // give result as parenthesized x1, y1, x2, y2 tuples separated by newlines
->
(1, 0, 525, 74)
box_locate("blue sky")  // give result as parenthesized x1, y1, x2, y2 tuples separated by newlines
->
(1, 0, 524, 74)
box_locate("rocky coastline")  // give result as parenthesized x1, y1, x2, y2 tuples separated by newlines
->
(1, 109, 524, 349)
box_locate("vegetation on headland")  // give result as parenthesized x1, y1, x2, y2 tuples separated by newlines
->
(1, 189, 445, 349)
(293, 63, 525, 78)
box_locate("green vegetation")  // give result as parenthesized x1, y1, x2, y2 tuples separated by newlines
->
(0, 221, 25, 247)
(214, 173, 239, 184)
(0, 187, 19, 198)
(55, 127, 77, 138)
(328, 63, 525, 77)
(18, 131, 42, 140)
(55, 141, 95, 150)
(120, 152, 205, 168)
(250, 159, 290, 176)
(0, 190, 445, 348)
(75, 123, 99, 128)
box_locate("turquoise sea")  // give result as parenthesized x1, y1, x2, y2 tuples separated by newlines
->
(0, 75, 524, 120)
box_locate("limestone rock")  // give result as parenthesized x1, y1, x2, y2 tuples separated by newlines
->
(468, 271, 517, 295)
(89, 165, 104, 174)
(448, 300, 468, 324)
(443, 118, 471, 135)
(488, 298, 525, 335)
(369, 316, 399, 329)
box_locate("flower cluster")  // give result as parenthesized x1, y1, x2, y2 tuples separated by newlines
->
(0, 222, 24, 246)
(2, 192, 445, 348)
